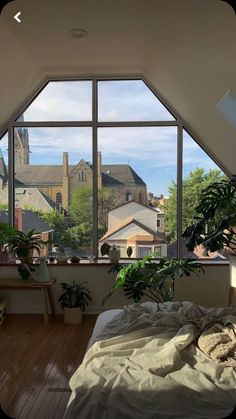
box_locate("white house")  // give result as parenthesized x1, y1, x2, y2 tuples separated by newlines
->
(100, 201, 167, 258)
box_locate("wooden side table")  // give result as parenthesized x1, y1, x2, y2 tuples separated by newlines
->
(228, 286, 236, 306)
(0, 279, 56, 324)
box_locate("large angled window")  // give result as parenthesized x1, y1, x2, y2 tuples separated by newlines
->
(0, 77, 226, 262)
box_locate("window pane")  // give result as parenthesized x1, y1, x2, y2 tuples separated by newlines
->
(98, 127, 177, 258)
(13, 127, 93, 260)
(0, 133, 10, 262)
(98, 80, 175, 122)
(182, 130, 227, 260)
(17, 81, 92, 121)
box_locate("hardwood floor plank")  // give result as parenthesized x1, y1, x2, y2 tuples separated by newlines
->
(0, 314, 97, 418)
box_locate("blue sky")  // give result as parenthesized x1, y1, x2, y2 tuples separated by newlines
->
(0, 80, 220, 196)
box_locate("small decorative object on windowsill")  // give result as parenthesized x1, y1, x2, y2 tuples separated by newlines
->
(108, 245, 120, 264)
(70, 255, 81, 263)
(56, 247, 69, 263)
(0, 297, 6, 326)
(58, 281, 92, 324)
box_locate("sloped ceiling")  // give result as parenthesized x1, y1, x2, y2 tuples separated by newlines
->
(0, 0, 236, 173)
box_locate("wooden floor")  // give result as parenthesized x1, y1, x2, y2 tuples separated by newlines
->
(0, 314, 97, 419)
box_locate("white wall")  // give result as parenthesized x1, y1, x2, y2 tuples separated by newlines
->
(0, 263, 233, 314)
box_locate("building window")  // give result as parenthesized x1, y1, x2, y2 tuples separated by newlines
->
(56, 192, 62, 205)
(0, 77, 226, 261)
(126, 192, 132, 202)
(138, 247, 152, 258)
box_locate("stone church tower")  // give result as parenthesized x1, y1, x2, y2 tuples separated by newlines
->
(15, 127, 30, 166)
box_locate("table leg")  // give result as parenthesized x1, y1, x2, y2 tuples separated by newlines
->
(47, 287, 55, 315)
(42, 288, 49, 324)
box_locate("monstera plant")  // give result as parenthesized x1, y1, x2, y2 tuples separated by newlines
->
(102, 255, 203, 305)
(182, 175, 236, 256)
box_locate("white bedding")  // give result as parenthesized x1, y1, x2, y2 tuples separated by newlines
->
(64, 301, 236, 419)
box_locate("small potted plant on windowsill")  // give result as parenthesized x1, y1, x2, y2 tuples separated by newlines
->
(58, 281, 92, 324)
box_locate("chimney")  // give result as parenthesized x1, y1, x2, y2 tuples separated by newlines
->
(63, 152, 68, 175)
(15, 208, 23, 231)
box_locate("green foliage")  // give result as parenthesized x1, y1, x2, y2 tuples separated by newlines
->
(5, 229, 47, 260)
(58, 281, 92, 311)
(39, 209, 68, 246)
(0, 222, 17, 246)
(163, 168, 225, 239)
(65, 223, 92, 248)
(182, 176, 236, 255)
(69, 186, 117, 240)
(102, 255, 204, 305)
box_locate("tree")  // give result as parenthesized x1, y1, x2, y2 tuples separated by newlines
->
(38, 209, 68, 246)
(69, 186, 117, 239)
(162, 168, 226, 239)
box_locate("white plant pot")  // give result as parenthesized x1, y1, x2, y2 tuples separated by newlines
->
(229, 255, 236, 287)
(56, 252, 68, 263)
(0, 297, 6, 326)
(64, 307, 82, 324)
(109, 248, 120, 264)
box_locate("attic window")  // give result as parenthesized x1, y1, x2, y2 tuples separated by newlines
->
(0, 77, 226, 263)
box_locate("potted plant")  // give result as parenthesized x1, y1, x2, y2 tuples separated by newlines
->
(4, 228, 47, 264)
(182, 175, 236, 286)
(2, 227, 48, 280)
(58, 281, 92, 324)
(102, 254, 203, 305)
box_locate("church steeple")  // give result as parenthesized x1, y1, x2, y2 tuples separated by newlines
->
(15, 114, 30, 166)
(0, 148, 7, 191)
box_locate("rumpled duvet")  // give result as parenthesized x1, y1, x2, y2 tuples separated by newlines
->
(64, 301, 236, 419)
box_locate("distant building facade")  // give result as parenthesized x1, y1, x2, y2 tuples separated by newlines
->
(99, 201, 167, 258)
(0, 128, 147, 210)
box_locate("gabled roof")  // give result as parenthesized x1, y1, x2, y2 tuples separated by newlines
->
(0, 187, 57, 211)
(14, 163, 146, 187)
(102, 165, 146, 186)
(0, 210, 52, 234)
(109, 199, 162, 213)
(100, 217, 166, 242)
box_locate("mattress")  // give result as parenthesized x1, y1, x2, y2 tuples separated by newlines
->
(86, 309, 122, 350)
(64, 301, 236, 419)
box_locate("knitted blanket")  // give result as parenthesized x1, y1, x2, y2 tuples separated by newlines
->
(198, 317, 236, 367)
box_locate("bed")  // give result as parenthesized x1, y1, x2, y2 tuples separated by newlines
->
(64, 301, 236, 419)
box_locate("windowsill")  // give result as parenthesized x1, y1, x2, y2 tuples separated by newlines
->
(0, 258, 230, 266)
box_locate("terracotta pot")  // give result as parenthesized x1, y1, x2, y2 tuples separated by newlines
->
(64, 307, 82, 324)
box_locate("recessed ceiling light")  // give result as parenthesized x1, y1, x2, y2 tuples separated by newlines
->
(69, 29, 88, 39)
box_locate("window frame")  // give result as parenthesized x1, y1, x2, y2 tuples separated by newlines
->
(2, 75, 229, 260)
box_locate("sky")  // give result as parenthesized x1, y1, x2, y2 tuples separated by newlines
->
(0, 80, 221, 196)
